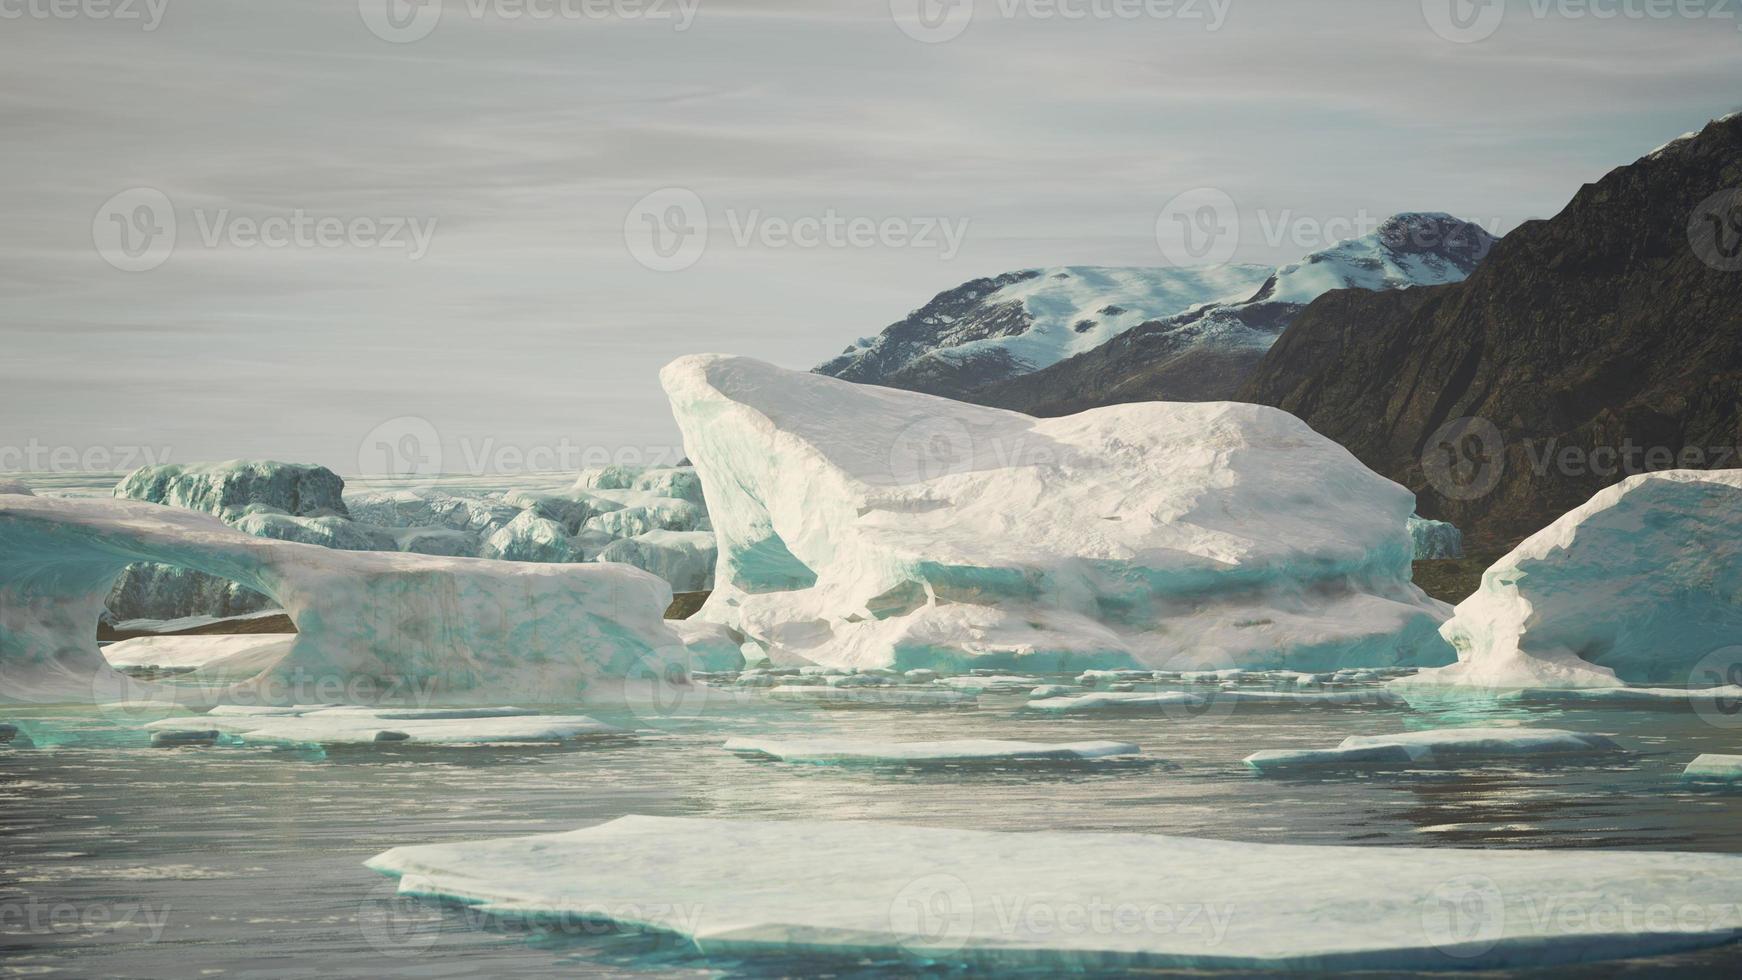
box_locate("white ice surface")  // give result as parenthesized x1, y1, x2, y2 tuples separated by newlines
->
(1681, 754, 1742, 784)
(1245, 728, 1624, 772)
(664, 355, 1450, 674)
(101, 635, 295, 677)
(1414, 471, 1742, 690)
(0, 494, 684, 704)
(147, 707, 621, 747)
(367, 814, 1742, 970)
(722, 736, 1139, 764)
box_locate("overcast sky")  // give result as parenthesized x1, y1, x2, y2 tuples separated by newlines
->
(3, 0, 1738, 479)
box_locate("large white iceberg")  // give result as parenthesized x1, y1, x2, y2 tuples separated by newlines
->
(1409, 471, 1742, 690)
(662, 355, 1451, 673)
(368, 814, 1742, 970)
(0, 494, 684, 704)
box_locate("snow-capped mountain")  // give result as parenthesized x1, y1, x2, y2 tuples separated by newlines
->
(968, 213, 1496, 415)
(817, 213, 1495, 411)
(815, 264, 1274, 398)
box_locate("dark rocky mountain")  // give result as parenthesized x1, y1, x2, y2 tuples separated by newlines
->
(1240, 113, 1742, 549)
(970, 213, 1495, 415)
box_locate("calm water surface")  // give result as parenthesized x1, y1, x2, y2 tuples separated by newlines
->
(5, 682, 1742, 978)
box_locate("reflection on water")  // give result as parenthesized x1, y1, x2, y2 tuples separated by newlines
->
(4, 681, 1742, 977)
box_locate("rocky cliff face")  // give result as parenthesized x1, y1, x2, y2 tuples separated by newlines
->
(1240, 114, 1742, 548)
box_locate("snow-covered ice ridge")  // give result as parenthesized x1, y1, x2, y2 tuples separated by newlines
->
(815, 214, 1493, 395)
(1405, 470, 1742, 690)
(664, 354, 1453, 673)
(368, 814, 1742, 971)
(0, 494, 684, 704)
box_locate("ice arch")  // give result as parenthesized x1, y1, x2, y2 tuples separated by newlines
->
(0, 494, 683, 705)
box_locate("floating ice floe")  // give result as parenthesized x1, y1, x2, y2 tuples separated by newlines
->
(367, 814, 1742, 970)
(1025, 688, 1399, 714)
(146, 706, 622, 748)
(1244, 728, 1625, 773)
(722, 737, 1139, 765)
(662, 355, 1451, 674)
(1680, 754, 1742, 784)
(1410, 471, 1742, 690)
(936, 675, 1044, 692)
(1494, 686, 1742, 708)
(764, 685, 976, 708)
(0, 495, 684, 704)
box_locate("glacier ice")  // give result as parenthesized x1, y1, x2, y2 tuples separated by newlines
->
(1407, 515, 1464, 559)
(367, 814, 1742, 970)
(102, 634, 296, 679)
(116, 460, 349, 521)
(1244, 727, 1624, 773)
(0, 494, 685, 704)
(663, 355, 1451, 673)
(723, 736, 1139, 764)
(765, 685, 977, 707)
(594, 530, 717, 592)
(1408, 471, 1742, 689)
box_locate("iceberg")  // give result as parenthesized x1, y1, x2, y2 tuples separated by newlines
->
(662, 355, 1451, 674)
(1412, 471, 1742, 690)
(1245, 728, 1624, 773)
(367, 814, 1742, 970)
(723, 737, 1139, 765)
(0, 494, 684, 704)
(593, 530, 717, 593)
(1407, 515, 1464, 560)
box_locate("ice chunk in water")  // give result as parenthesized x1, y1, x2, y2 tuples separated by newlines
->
(765, 685, 976, 708)
(367, 814, 1742, 970)
(146, 707, 622, 747)
(1681, 754, 1742, 784)
(1245, 728, 1625, 773)
(722, 737, 1139, 765)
